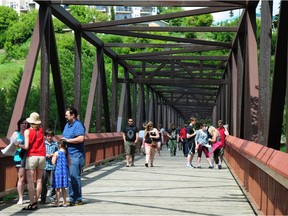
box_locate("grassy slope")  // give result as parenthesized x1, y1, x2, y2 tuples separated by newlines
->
(0, 52, 41, 89)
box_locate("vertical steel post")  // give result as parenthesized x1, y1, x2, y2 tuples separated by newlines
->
(258, 0, 273, 145)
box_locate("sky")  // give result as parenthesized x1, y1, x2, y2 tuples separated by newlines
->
(212, 0, 281, 22)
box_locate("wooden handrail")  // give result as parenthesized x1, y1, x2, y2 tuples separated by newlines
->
(225, 136, 288, 215)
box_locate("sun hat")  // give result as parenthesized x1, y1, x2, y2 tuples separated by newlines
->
(26, 112, 42, 124)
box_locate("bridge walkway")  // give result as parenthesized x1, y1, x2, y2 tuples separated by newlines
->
(0, 147, 255, 215)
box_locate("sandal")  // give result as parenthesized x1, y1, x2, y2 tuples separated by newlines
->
(22, 202, 38, 211)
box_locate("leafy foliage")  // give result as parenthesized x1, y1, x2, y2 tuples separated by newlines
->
(69, 5, 109, 23)
(159, 7, 184, 27)
(0, 6, 18, 31)
(4, 10, 37, 59)
(0, 6, 18, 48)
(0, 88, 7, 135)
(53, 18, 67, 33)
(185, 14, 213, 27)
(0, 6, 285, 139)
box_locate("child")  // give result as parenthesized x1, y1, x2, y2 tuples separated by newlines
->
(40, 129, 58, 204)
(52, 139, 70, 207)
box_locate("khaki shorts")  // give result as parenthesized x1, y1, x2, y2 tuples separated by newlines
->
(25, 156, 46, 170)
(124, 141, 136, 156)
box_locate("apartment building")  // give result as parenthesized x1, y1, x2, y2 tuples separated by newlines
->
(91, 6, 157, 20)
(0, 0, 38, 13)
(1, 2, 157, 22)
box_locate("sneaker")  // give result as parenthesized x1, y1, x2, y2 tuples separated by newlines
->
(145, 163, 148, 167)
(68, 202, 75, 206)
(69, 200, 83, 206)
(208, 165, 214, 169)
(75, 201, 83, 206)
(186, 163, 194, 168)
(17, 200, 23, 205)
(196, 165, 202, 169)
(50, 197, 56, 203)
(218, 165, 222, 169)
(204, 144, 212, 148)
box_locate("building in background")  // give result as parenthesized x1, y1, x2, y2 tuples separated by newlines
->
(0, 0, 38, 13)
(90, 6, 157, 20)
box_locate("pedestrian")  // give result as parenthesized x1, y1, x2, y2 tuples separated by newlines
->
(176, 125, 182, 151)
(142, 121, 159, 167)
(157, 124, 165, 151)
(138, 126, 145, 155)
(215, 120, 229, 169)
(167, 123, 178, 156)
(156, 124, 163, 156)
(62, 107, 85, 206)
(186, 117, 197, 168)
(179, 124, 187, 156)
(122, 118, 139, 167)
(208, 126, 223, 162)
(40, 128, 58, 204)
(11, 118, 29, 205)
(18, 112, 46, 211)
(194, 123, 213, 168)
(52, 139, 70, 207)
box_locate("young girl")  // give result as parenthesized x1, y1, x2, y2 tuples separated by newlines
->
(52, 139, 70, 207)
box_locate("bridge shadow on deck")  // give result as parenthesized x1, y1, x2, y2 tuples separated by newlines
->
(0, 148, 256, 216)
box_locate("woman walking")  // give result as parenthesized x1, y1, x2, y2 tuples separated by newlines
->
(142, 121, 159, 167)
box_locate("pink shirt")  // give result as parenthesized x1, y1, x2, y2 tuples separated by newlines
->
(217, 127, 226, 146)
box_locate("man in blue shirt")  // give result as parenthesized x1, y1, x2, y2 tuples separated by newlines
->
(62, 107, 85, 206)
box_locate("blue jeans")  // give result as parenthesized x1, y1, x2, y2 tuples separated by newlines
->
(69, 154, 85, 202)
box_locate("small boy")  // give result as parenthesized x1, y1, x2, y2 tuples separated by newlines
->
(40, 128, 58, 204)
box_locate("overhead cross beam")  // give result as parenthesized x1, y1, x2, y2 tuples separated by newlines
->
(30, 0, 250, 129)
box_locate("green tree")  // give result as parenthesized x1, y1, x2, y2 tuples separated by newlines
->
(53, 18, 67, 33)
(161, 7, 184, 27)
(0, 6, 18, 31)
(0, 6, 18, 48)
(4, 10, 37, 59)
(0, 87, 7, 135)
(110, 6, 115, 20)
(184, 14, 213, 38)
(185, 14, 213, 27)
(69, 5, 109, 23)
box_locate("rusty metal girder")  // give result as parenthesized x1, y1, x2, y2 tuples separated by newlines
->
(22, 0, 273, 138)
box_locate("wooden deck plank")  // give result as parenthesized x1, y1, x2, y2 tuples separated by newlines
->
(0, 148, 255, 215)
